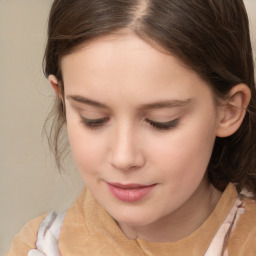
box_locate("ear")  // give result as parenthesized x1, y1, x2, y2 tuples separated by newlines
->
(216, 83, 251, 138)
(48, 74, 63, 100)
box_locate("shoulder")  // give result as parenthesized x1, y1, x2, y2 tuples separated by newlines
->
(7, 189, 87, 256)
(7, 214, 47, 256)
(227, 197, 256, 255)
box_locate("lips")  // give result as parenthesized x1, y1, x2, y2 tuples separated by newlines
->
(107, 182, 156, 202)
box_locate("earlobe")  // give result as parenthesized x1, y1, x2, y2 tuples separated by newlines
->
(48, 74, 63, 100)
(216, 84, 251, 138)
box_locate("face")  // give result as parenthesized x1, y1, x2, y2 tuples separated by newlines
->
(61, 32, 220, 229)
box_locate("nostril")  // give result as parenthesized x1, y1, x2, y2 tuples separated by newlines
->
(109, 127, 145, 171)
(110, 147, 145, 171)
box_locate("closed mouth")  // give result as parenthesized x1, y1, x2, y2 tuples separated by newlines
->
(107, 182, 156, 202)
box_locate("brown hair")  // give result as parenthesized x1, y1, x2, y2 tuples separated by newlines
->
(43, 0, 256, 194)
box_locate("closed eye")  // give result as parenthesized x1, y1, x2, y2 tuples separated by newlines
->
(80, 116, 179, 131)
(80, 116, 109, 129)
(145, 118, 179, 131)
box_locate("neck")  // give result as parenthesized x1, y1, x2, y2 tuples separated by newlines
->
(118, 178, 222, 243)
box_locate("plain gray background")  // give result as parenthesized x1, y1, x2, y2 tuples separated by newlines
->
(1, 0, 255, 255)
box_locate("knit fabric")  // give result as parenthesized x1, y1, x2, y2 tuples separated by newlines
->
(7, 183, 256, 256)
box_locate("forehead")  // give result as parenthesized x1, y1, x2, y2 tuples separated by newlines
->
(61, 30, 189, 76)
(61, 31, 214, 104)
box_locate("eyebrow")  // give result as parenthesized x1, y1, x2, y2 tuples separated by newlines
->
(66, 95, 108, 108)
(66, 95, 193, 110)
(138, 98, 193, 110)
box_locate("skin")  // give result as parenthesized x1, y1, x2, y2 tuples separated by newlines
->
(50, 31, 250, 243)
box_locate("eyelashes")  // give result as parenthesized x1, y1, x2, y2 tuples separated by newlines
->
(80, 117, 109, 129)
(80, 116, 179, 131)
(145, 118, 179, 130)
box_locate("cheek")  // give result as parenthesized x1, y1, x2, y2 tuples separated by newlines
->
(66, 121, 105, 175)
(149, 119, 216, 182)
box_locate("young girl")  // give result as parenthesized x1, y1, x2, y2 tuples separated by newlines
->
(8, 0, 256, 255)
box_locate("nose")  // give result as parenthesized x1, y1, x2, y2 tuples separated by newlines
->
(109, 125, 145, 171)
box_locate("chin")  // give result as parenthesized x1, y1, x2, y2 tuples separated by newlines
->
(112, 210, 159, 227)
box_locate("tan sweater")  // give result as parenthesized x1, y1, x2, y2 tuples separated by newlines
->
(7, 184, 256, 255)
